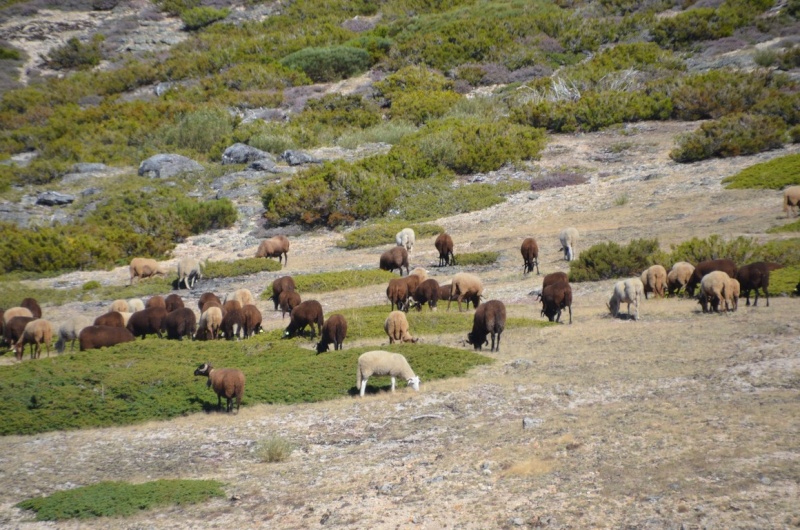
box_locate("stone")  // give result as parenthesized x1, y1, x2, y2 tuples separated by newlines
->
(522, 417, 543, 429)
(36, 191, 76, 206)
(281, 150, 321, 166)
(222, 143, 274, 165)
(71, 163, 110, 173)
(138, 154, 204, 179)
(248, 158, 279, 172)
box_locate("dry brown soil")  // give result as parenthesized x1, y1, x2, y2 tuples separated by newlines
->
(2, 121, 799, 529)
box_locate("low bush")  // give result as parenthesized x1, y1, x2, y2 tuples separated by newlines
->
(203, 258, 282, 279)
(373, 64, 455, 102)
(294, 93, 382, 130)
(669, 70, 776, 121)
(45, 35, 104, 70)
(767, 219, 800, 233)
(0, 47, 21, 60)
(285, 269, 397, 294)
(256, 437, 294, 463)
(337, 222, 444, 250)
(755, 238, 800, 265)
(667, 235, 764, 265)
(181, 6, 229, 30)
(453, 251, 500, 266)
(389, 90, 462, 125)
(336, 120, 417, 149)
(670, 113, 786, 163)
(568, 238, 667, 282)
(721, 153, 800, 189)
(769, 265, 800, 295)
(280, 46, 372, 83)
(153, 106, 235, 155)
(17, 480, 224, 521)
(396, 179, 528, 222)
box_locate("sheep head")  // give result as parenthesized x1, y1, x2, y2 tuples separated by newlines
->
(194, 362, 212, 377)
(407, 376, 421, 391)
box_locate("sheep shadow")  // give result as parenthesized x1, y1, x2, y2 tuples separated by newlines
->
(188, 396, 230, 414)
(346, 384, 396, 397)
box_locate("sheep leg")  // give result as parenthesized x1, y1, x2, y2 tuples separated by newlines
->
(391, 376, 396, 393)
(764, 286, 769, 307)
(360, 378, 368, 397)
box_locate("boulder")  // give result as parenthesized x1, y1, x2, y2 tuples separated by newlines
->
(36, 191, 76, 206)
(71, 163, 110, 173)
(221, 143, 274, 165)
(248, 158, 279, 172)
(138, 154, 204, 179)
(281, 150, 322, 166)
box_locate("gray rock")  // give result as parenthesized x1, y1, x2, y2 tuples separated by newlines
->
(155, 83, 174, 97)
(523, 417, 543, 429)
(248, 158, 279, 172)
(281, 150, 322, 166)
(71, 163, 110, 173)
(0, 202, 32, 227)
(138, 154, 204, 179)
(222, 143, 274, 165)
(36, 191, 76, 206)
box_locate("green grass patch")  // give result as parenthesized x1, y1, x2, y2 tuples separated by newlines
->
(770, 265, 800, 296)
(453, 251, 500, 266)
(722, 153, 800, 189)
(284, 270, 398, 295)
(0, 278, 173, 310)
(16, 479, 225, 521)
(337, 222, 444, 250)
(203, 258, 282, 279)
(768, 219, 800, 233)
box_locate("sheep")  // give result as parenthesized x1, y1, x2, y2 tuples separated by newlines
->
(542, 271, 568, 291)
(608, 278, 645, 321)
(164, 293, 185, 313)
(316, 314, 347, 354)
(177, 257, 203, 289)
(384, 310, 418, 344)
(198, 292, 221, 312)
(110, 299, 129, 313)
(640, 264, 668, 299)
(127, 298, 145, 313)
(521, 238, 540, 275)
(14, 318, 52, 359)
(736, 261, 778, 307)
(434, 233, 455, 267)
(196, 306, 223, 341)
(396, 228, 415, 252)
(256, 235, 290, 265)
(686, 259, 737, 297)
(438, 283, 456, 305)
(129, 257, 167, 285)
(448, 272, 484, 312)
(559, 227, 579, 261)
(193, 362, 245, 413)
(225, 288, 255, 308)
(783, 185, 800, 217)
(4, 316, 34, 353)
(356, 350, 420, 397)
(223, 299, 242, 315)
(20, 297, 42, 319)
(279, 290, 302, 319)
(379, 246, 410, 276)
(118, 312, 133, 327)
(3, 306, 33, 324)
(283, 300, 324, 338)
(164, 308, 197, 340)
(221, 306, 245, 340)
(126, 306, 167, 339)
(698, 270, 733, 313)
(412, 278, 441, 311)
(55, 315, 93, 353)
(386, 278, 411, 312)
(727, 277, 740, 312)
(467, 300, 506, 352)
(271, 276, 296, 311)
(94, 311, 125, 328)
(79, 325, 136, 351)
(241, 304, 263, 337)
(146, 295, 166, 309)
(667, 262, 695, 296)
(541, 280, 573, 324)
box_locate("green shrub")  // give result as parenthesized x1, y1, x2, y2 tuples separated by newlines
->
(754, 238, 800, 265)
(343, 35, 393, 62)
(155, 0, 199, 15)
(569, 238, 667, 282)
(671, 113, 786, 163)
(256, 437, 294, 463)
(287, 269, 398, 294)
(751, 91, 800, 127)
(280, 46, 372, 83)
(207, 62, 310, 93)
(769, 265, 800, 295)
(722, 153, 800, 189)
(45, 35, 104, 70)
(295, 94, 382, 130)
(396, 179, 528, 222)
(0, 47, 21, 60)
(454, 251, 500, 266)
(768, 219, 800, 233)
(336, 119, 417, 149)
(181, 6, 229, 30)
(17, 480, 224, 521)
(667, 235, 764, 265)
(155, 106, 235, 154)
(203, 258, 282, 279)
(670, 70, 774, 121)
(373, 65, 454, 101)
(82, 281, 101, 291)
(337, 222, 444, 250)
(389, 90, 462, 125)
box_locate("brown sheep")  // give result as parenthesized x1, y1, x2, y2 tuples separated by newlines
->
(438, 284, 456, 305)
(129, 257, 167, 285)
(225, 288, 255, 308)
(379, 246, 409, 276)
(271, 276, 296, 310)
(384, 310, 417, 344)
(15, 318, 52, 360)
(3, 306, 33, 324)
(221, 307, 245, 340)
(448, 272, 483, 312)
(4, 316, 34, 354)
(686, 259, 737, 297)
(196, 306, 223, 341)
(126, 306, 167, 340)
(194, 362, 245, 413)
(783, 185, 800, 217)
(521, 237, 540, 275)
(435, 233, 456, 267)
(79, 325, 135, 351)
(316, 314, 348, 354)
(20, 297, 42, 319)
(386, 278, 410, 312)
(541, 280, 572, 324)
(736, 261, 781, 307)
(279, 290, 302, 319)
(222, 299, 242, 315)
(284, 300, 324, 338)
(164, 293, 185, 313)
(242, 304, 263, 337)
(198, 292, 222, 312)
(467, 300, 506, 352)
(94, 311, 125, 328)
(256, 235, 290, 265)
(412, 278, 441, 311)
(164, 308, 197, 341)
(146, 295, 166, 309)
(640, 264, 668, 299)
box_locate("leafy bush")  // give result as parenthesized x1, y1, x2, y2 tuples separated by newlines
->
(670, 113, 786, 163)
(45, 35, 104, 70)
(256, 437, 294, 463)
(389, 89, 462, 125)
(155, 0, 199, 15)
(337, 222, 444, 250)
(667, 235, 763, 265)
(17, 480, 224, 521)
(154, 106, 235, 154)
(203, 258, 282, 279)
(336, 120, 417, 149)
(396, 179, 528, 222)
(767, 219, 800, 233)
(82, 281, 101, 291)
(288, 270, 398, 294)
(373, 65, 454, 101)
(769, 265, 800, 295)
(753, 238, 800, 265)
(454, 251, 500, 266)
(669, 70, 775, 121)
(280, 46, 372, 83)
(722, 153, 800, 189)
(0, 47, 21, 60)
(568, 238, 667, 282)
(295, 94, 382, 130)
(181, 6, 229, 30)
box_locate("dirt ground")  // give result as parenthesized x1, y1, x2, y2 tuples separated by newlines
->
(2, 121, 799, 529)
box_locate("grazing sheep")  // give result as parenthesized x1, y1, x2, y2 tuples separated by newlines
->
(127, 298, 145, 313)
(110, 299, 129, 313)
(521, 237, 540, 275)
(55, 315, 93, 353)
(467, 300, 506, 352)
(736, 261, 779, 307)
(129, 257, 167, 285)
(126, 306, 168, 339)
(196, 306, 223, 341)
(164, 308, 197, 340)
(279, 290, 302, 319)
(699, 270, 733, 313)
(79, 325, 135, 352)
(384, 310, 418, 344)
(271, 276, 296, 311)
(667, 262, 695, 296)
(379, 246, 410, 276)
(194, 362, 245, 413)
(541, 280, 573, 324)
(559, 227, 579, 261)
(225, 288, 255, 308)
(118, 312, 134, 327)
(783, 185, 800, 217)
(438, 283, 456, 305)
(221, 307, 245, 340)
(177, 257, 203, 289)
(357, 350, 420, 397)
(164, 293, 185, 313)
(386, 278, 411, 312)
(543, 271, 568, 291)
(608, 278, 645, 321)
(241, 304, 263, 337)
(727, 277, 740, 312)
(412, 278, 441, 311)
(396, 228, 416, 252)
(223, 299, 242, 315)
(94, 311, 125, 328)
(4, 316, 34, 353)
(198, 292, 222, 312)
(686, 259, 737, 297)
(146, 295, 166, 309)
(3, 306, 33, 324)
(14, 319, 53, 360)
(284, 300, 324, 338)
(434, 233, 455, 267)
(640, 264, 668, 299)
(256, 236, 290, 265)
(448, 272, 484, 312)
(316, 314, 348, 354)
(20, 297, 42, 319)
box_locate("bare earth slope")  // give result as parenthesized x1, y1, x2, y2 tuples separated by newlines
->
(2, 122, 799, 529)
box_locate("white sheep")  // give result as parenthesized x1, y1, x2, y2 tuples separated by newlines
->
(194, 362, 245, 413)
(384, 310, 418, 344)
(356, 350, 420, 397)
(129, 257, 168, 285)
(699, 271, 734, 313)
(608, 278, 645, 320)
(640, 264, 668, 299)
(559, 227, 579, 261)
(224, 288, 255, 308)
(55, 315, 93, 353)
(447, 272, 483, 312)
(14, 319, 53, 360)
(667, 262, 695, 296)
(783, 185, 800, 217)
(177, 257, 203, 289)
(127, 298, 145, 313)
(110, 299, 129, 313)
(196, 306, 223, 340)
(395, 228, 415, 252)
